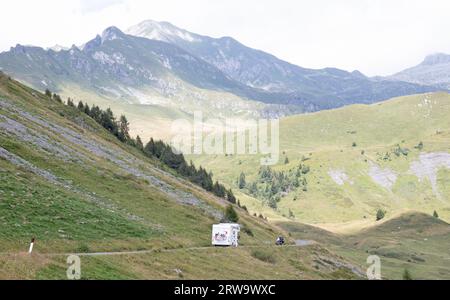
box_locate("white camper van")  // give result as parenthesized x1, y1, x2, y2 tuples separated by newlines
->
(212, 223, 240, 247)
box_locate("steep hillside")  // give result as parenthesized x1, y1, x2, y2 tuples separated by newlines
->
(190, 92, 450, 224)
(278, 212, 450, 279)
(390, 53, 450, 90)
(0, 73, 362, 279)
(127, 20, 438, 108)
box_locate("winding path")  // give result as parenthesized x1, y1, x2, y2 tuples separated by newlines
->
(0, 241, 317, 257)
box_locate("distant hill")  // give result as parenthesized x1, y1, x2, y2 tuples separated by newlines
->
(190, 92, 450, 224)
(343, 212, 450, 280)
(278, 212, 450, 279)
(356, 211, 450, 238)
(390, 53, 450, 90)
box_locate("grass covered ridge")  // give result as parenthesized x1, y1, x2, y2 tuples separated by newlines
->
(190, 92, 450, 224)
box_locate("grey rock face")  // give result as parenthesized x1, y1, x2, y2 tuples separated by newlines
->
(390, 53, 450, 90)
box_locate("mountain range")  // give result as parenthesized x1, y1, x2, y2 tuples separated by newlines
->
(127, 20, 440, 108)
(0, 20, 443, 122)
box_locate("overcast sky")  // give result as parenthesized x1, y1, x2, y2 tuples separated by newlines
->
(1, 0, 449, 76)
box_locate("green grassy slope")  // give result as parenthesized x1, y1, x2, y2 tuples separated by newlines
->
(278, 212, 450, 280)
(190, 92, 450, 224)
(0, 73, 362, 279)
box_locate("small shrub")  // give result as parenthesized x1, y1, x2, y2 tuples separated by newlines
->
(289, 209, 295, 219)
(402, 269, 412, 280)
(415, 141, 424, 150)
(301, 165, 310, 174)
(376, 209, 386, 221)
(242, 226, 254, 237)
(76, 244, 90, 253)
(394, 145, 409, 157)
(268, 197, 278, 209)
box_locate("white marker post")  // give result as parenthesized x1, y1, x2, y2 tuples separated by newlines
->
(28, 238, 35, 254)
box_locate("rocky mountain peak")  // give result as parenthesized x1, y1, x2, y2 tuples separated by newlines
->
(101, 26, 125, 43)
(126, 20, 200, 43)
(421, 53, 450, 66)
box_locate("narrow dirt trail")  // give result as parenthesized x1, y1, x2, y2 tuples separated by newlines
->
(0, 241, 317, 258)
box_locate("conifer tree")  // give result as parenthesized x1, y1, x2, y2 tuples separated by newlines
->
(77, 101, 84, 111)
(144, 138, 156, 156)
(67, 98, 75, 107)
(136, 135, 144, 151)
(84, 104, 91, 116)
(226, 189, 237, 204)
(52, 93, 62, 103)
(224, 205, 239, 223)
(118, 115, 131, 142)
(238, 172, 246, 189)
